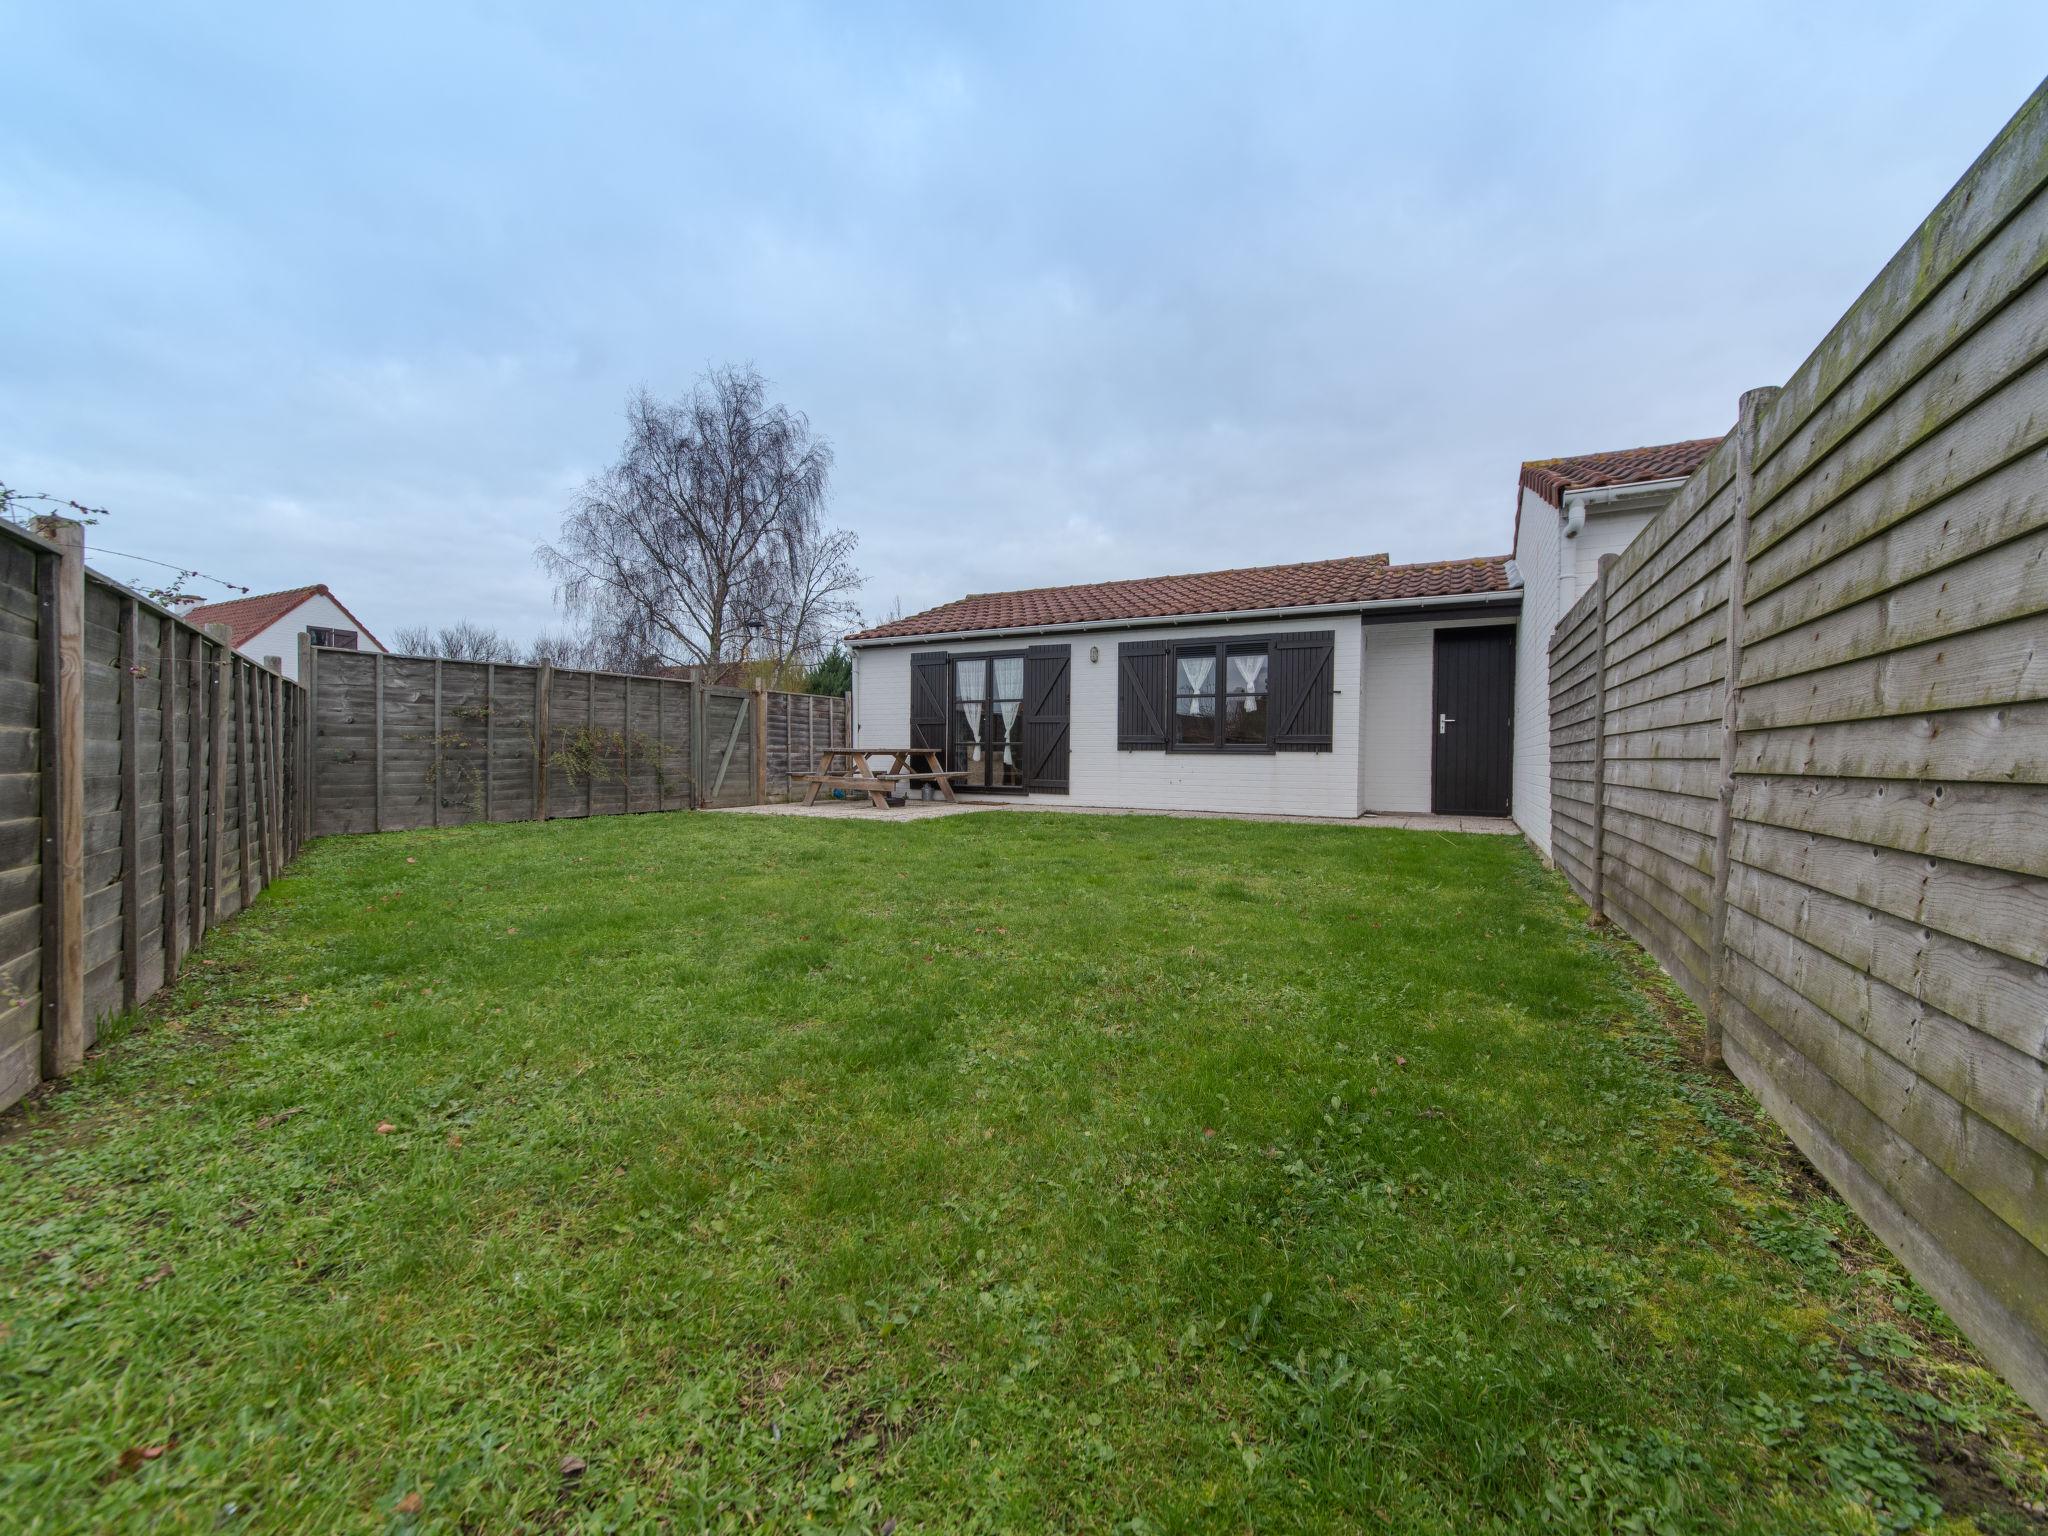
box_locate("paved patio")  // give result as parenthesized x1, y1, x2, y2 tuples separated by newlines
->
(713, 796, 1519, 834)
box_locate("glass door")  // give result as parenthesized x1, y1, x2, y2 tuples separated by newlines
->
(949, 655, 1027, 790)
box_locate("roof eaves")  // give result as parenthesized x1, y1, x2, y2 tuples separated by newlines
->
(846, 586, 1521, 647)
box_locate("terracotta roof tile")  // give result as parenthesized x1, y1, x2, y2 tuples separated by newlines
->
(1518, 437, 1723, 511)
(849, 553, 1513, 642)
(184, 584, 385, 652)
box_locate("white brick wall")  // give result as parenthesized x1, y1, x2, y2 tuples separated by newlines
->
(1511, 488, 1563, 854)
(1511, 487, 1665, 856)
(853, 616, 1366, 818)
(1359, 616, 1521, 814)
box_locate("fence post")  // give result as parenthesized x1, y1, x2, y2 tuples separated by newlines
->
(32, 517, 85, 1079)
(534, 661, 552, 822)
(298, 633, 315, 843)
(1586, 554, 1616, 926)
(1704, 384, 1782, 1065)
(753, 679, 768, 805)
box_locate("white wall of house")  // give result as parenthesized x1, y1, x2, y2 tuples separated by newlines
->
(1510, 486, 1668, 857)
(853, 613, 1367, 818)
(238, 593, 385, 680)
(1511, 488, 1566, 856)
(1357, 615, 1522, 814)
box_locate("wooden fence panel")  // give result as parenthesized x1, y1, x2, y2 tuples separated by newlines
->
(0, 535, 40, 1110)
(433, 661, 491, 827)
(1548, 82, 2048, 1418)
(761, 691, 847, 802)
(0, 524, 307, 1114)
(309, 650, 378, 835)
(654, 678, 693, 810)
(697, 688, 756, 808)
(485, 665, 538, 822)
(308, 648, 840, 827)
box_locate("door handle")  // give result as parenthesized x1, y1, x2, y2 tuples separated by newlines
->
(1439, 714, 1455, 735)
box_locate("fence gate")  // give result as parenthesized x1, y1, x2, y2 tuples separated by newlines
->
(694, 686, 756, 808)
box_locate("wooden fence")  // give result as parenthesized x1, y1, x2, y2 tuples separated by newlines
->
(305, 646, 846, 833)
(1549, 81, 2048, 1417)
(0, 517, 304, 1115)
(0, 566, 849, 1115)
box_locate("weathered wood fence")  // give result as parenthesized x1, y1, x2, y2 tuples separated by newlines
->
(0, 559, 850, 1115)
(305, 645, 846, 834)
(0, 516, 305, 1115)
(1550, 81, 2048, 1417)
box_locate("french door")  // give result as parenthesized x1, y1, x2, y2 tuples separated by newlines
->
(949, 654, 1027, 790)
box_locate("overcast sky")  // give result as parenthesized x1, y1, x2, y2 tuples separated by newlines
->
(5, 4, 2044, 643)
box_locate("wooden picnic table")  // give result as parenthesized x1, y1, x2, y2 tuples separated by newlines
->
(794, 746, 967, 809)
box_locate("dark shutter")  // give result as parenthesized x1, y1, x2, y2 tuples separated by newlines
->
(1271, 630, 1335, 751)
(1022, 644, 1070, 792)
(1117, 640, 1169, 750)
(909, 651, 949, 754)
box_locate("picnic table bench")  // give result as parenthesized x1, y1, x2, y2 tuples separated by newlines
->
(793, 746, 967, 808)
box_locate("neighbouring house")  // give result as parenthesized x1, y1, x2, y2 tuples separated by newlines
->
(846, 434, 1721, 829)
(182, 583, 387, 681)
(1508, 437, 1722, 856)
(846, 554, 1521, 819)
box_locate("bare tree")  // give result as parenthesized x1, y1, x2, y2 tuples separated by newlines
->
(523, 626, 652, 673)
(393, 620, 524, 661)
(537, 367, 861, 671)
(751, 514, 863, 669)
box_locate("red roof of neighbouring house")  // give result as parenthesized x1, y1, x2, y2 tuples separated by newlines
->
(184, 584, 386, 652)
(1518, 437, 1723, 511)
(848, 553, 1515, 642)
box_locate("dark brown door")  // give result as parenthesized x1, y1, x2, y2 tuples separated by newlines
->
(1431, 626, 1515, 815)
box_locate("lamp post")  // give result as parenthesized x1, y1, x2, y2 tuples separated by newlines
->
(737, 612, 765, 685)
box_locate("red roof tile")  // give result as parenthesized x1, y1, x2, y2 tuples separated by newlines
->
(184, 584, 385, 652)
(849, 553, 1514, 642)
(1518, 437, 1723, 511)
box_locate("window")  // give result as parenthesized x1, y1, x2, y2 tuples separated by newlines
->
(307, 626, 358, 650)
(1224, 648, 1269, 744)
(1120, 631, 1332, 755)
(1173, 641, 1269, 750)
(1174, 652, 1217, 746)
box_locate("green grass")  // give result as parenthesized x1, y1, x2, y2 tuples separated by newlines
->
(2, 811, 2043, 1534)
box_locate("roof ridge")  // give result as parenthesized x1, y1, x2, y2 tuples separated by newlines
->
(851, 552, 1512, 643)
(1519, 435, 1723, 472)
(956, 551, 1392, 606)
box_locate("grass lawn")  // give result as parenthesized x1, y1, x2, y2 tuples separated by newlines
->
(2, 811, 2044, 1534)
